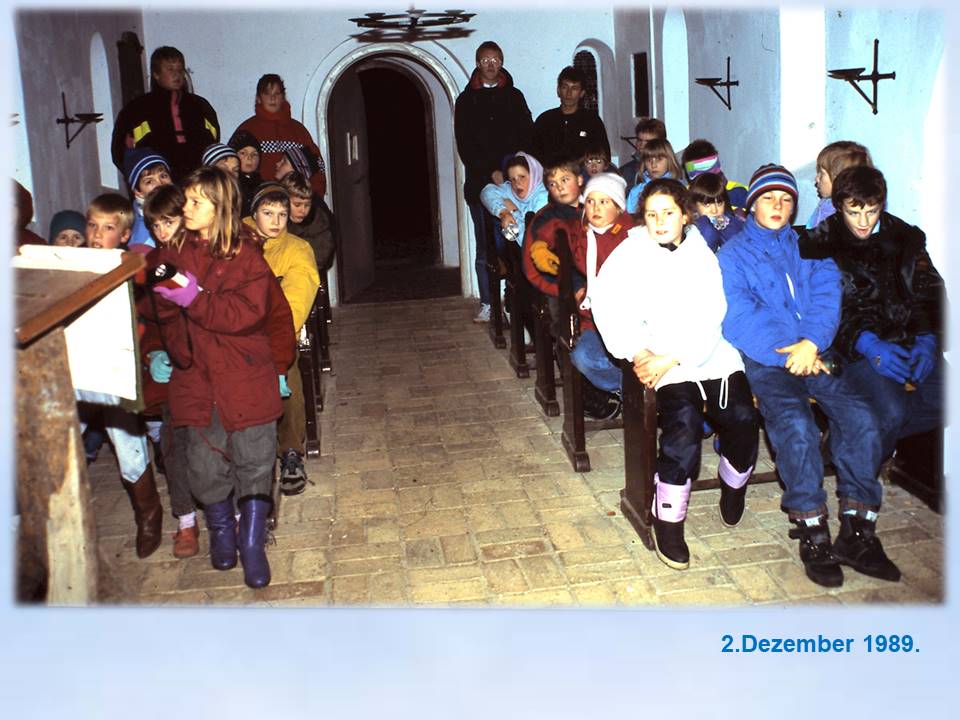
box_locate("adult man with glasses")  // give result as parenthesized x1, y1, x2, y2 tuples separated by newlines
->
(454, 40, 533, 322)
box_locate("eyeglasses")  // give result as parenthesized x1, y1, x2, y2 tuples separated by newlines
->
(479, 57, 502, 66)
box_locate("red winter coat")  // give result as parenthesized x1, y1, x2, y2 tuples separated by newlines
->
(568, 211, 635, 332)
(141, 228, 287, 431)
(236, 100, 326, 196)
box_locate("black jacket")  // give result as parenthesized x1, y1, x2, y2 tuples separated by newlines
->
(111, 87, 220, 181)
(454, 67, 533, 203)
(531, 106, 610, 164)
(799, 211, 945, 361)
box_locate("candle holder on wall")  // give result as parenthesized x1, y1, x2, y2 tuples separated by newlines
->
(827, 38, 895, 115)
(55, 91, 103, 149)
(348, 6, 475, 41)
(695, 56, 738, 111)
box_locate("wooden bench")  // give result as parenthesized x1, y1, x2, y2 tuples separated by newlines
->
(532, 292, 560, 417)
(316, 269, 333, 376)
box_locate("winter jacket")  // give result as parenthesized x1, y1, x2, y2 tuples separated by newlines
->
(288, 196, 336, 271)
(238, 171, 262, 219)
(590, 224, 744, 390)
(111, 87, 220, 181)
(619, 155, 642, 190)
(798, 211, 945, 361)
(531, 106, 610, 163)
(522, 202, 582, 295)
(236, 100, 326, 196)
(454, 67, 533, 203)
(694, 212, 744, 253)
(624, 171, 680, 213)
(805, 197, 836, 229)
(479, 180, 549, 247)
(128, 201, 154, 249)
(142, 228, 285, 431)
(569, 211, 636, 332)
(242, 218, 320, 334)
(717, 215, 842, 368)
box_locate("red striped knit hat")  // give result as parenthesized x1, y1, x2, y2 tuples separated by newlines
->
(746, 164, 798, 210)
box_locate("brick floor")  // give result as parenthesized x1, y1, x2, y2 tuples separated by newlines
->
(91, 296, 944, 606)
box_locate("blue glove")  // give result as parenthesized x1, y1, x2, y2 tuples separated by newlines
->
(908, 333, 937, 384)
(855, 331, 911, 384)
(147, 351, 172, 383)
(279, 374, 292, 398)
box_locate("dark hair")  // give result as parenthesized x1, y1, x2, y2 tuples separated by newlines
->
(279, 171, 312, 200)
(557, 66, 586, 86)
(505, 155, 530, 175)
(637, 178, 690, 219)
(831, 165, 887, 211)
(475, 41, 503, 63)
(143, 184, 185, 226)
(150, 46, 184, 76)
(580, 142, 609, 162)
(634, 117, 667, 139)
(681, 139, 718, 167)
(256, 73, 285, 96)
(688, 172, 730, 207)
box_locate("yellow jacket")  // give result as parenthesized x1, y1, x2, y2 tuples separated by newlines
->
(243, 217, 319, 333)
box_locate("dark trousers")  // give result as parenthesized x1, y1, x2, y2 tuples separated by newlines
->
(655, 372, 758, 486)
(161, 405, 194, 518)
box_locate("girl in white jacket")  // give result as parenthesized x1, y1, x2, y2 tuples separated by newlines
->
(590, 178, 759, 570)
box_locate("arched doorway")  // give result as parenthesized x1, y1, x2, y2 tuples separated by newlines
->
(325, 53, 462, 304)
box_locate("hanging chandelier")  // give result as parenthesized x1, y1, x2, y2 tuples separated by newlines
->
(348, 6, 476, 41)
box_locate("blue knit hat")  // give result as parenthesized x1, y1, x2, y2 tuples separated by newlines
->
(746, 164, 798, 210)
(123, 147, 169, 191)
(48, 210, 86, 244)
(201, 142, 240, 167)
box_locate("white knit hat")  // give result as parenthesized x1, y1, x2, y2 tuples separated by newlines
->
(582, 172, 627, 210)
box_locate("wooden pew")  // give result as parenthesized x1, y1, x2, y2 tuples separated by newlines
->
(885, 429, 943, 513)
(483, 211, 507, 349)
(316, 269, 332, 376)
(532, 292, 560, 417)
(298, 295, 324, 458)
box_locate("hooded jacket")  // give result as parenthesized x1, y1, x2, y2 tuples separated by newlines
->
(454, 67, 534, 203)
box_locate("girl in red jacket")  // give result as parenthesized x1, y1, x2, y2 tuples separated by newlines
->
(149, 166, 285, 588)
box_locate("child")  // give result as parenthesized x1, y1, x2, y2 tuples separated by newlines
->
(800, 165, 944, 465)
(243, 183, 320, 496)
(82, 192, 162, 558)
(590, 179, 759, 569)
(681, 139, 748, 214)
(201, 142, 241, 178)
(122, 147, 173, 250)
(625, 138, 682, 213)
(228, 128, 263, 218)
(688, 172, 744, 252)
(805, 141, 873, 229)
(580, 143, 617, 182)
(718, 164, 891, 588)
(48, 209, 86, 247)
(148, 166, 285, 588)
(86, 193, 134, 249)
(279, 170, 336, 272)
(480, 151, 549, 250)
(619, 117, 667, 189)
(523, 156, 584, 293)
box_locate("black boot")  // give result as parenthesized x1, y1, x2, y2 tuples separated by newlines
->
(203, 498, 238, 570)
(789, 518, 843, 588)
(581, 383, 621, 421)
(832, 514, 901, 582)
(652, 477, 691, 570)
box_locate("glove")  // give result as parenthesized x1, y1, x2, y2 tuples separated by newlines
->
(908, 333, 937, 384)
(147, 351, 172, 383)
(855, 331, 911, 384)
(279, 374, 292, 398)
(530, 240, 560, 275)
(153, 269, 200, 307)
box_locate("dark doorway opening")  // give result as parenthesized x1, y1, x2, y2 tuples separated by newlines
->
(346, 65, 460, 304)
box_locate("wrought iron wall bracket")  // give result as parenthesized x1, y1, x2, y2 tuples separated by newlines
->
(55, 91, 103, 149)
(827, 38, 895, 115)
(695, 56, 739, 111)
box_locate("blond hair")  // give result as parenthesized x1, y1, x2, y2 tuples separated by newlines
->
(181, 166, 242, 259)
(87, 193, 134, 234)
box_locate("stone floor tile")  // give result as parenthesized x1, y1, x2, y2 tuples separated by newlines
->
(440, 533, 477, 564)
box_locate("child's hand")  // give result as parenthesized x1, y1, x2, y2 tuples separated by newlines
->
(491, 170, 504, 185)
(147, 351, 172, 383)
(633, 352, 678, 388)
(502, 199, 518, 214)
(776, 339, 820, 376)
(154, 270, 199, 307)
(529, 241, 559, 274)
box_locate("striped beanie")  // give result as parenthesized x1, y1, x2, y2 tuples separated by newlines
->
(201, 142, 240, 167)
(746, 164, 798, 210)
(282, 145, 324, 180)
(123, 147, 169, 191)
(250, 182, 289, 213)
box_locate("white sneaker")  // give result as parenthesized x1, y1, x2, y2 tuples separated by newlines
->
(473, 303, 491, 323)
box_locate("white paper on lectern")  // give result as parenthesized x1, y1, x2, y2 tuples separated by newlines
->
(13, 245, 140, 402)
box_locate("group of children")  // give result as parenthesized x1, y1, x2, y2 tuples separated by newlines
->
(508, 127, 943, 588)
(35, 111, 335, 588)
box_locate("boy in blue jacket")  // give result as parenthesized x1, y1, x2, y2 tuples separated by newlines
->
(718, 165, 897, 588)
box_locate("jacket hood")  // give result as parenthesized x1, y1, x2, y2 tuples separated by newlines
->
(254, 99, 293, 121)
(467, 66, 515, 91)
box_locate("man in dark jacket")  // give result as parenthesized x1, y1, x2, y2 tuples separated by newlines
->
(531, 66, 610, 166)
(454, 41, 533, 322)
(111, 46, 220, 181)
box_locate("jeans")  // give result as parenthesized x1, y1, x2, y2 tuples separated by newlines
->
(655, 372, 759, 485)
(743, 356, 883, 516)
(468, 201, 491, 304)
(842, 355, 945, 459)
(571, 329, 622, 393)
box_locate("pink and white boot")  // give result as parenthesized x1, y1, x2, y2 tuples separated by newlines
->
(718, 456, 752, 528)
(652, 475, 691, 570)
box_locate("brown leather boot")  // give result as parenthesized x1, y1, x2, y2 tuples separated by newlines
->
(124, 467, 163, 558)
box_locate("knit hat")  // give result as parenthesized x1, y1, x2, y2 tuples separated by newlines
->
(683, 153, 723, 180)
(123, 147, 169, 191)
(201, 142, 240, 167)
(745, 164, 799, 210)
(227, 128, 260, 153)
(48, 209, 86, 243)
(282, 145, 321, 180)
(583, 172, 627, 210)
(250, 182, 289, 213)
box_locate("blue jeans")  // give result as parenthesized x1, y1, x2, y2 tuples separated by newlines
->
(571, 329, 622, 393)
(468, 201, 491, 304)
(842, 355, 945, 459)
(743, 356, 884, 516)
